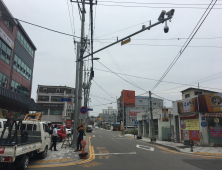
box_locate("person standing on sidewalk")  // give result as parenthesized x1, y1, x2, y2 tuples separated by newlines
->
(50, 124, 58, 151)
(75, 125, 85, 152)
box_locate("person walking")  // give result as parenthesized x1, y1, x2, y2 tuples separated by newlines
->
(50, 124, 58, 151)
(75, 125, 85, 152)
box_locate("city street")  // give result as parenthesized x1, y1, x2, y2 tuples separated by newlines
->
(30, 128, 222, 170)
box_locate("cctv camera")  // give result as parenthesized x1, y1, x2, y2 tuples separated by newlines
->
(166, 9, 175, 18)
(164, 25, 169, 33)
(158, 10, 166, 22)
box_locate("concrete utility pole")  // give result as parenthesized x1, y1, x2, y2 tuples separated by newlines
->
(123, 90, 125, 130)
(149, 91, 155, 142)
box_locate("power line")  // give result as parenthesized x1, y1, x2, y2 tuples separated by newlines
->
(93, 42, 222, 48)
(90, 94, 114, 102)
(98, 3, 222, 9)
(100, 1, 222, 6)
(152, 93, 175, 102)
(97, 60, 148, 92)
(151, 0, 217, 92)
(92, 79, 116, 98)
(1, 14, 81, 38)
(94, 68, 222, 92)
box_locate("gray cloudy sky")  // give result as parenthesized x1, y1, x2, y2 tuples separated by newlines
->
(4, 0, 222, 116)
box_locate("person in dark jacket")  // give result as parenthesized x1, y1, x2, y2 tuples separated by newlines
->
(75, 125, 85, 152)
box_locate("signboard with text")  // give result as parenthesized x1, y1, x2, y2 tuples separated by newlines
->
(162, 109, 169, 122)
(211, 129, 222, 137)
(181, 119, 199, 130)
(178, 97, 197, 113)
(121, 90, 135, 107)
(130, 110, 144, 117)
(66, 120, 72, 128)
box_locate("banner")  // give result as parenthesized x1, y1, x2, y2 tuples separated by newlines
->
(211, 129, 222, 137)
(0, 28, 14, 49)
(198, 93, 222, 112)
(162, 109, 169, 122)
(130, 110, 144, 117)
(121, 90, 135, 107)
(178, 97, 197, 113)
(66, 120, 72, 128)
(0, 109, 20, 119)
(181, 119, 199, 130)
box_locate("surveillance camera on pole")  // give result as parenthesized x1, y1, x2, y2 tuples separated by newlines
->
(164, 21, 169, 33)
(166, 9, 175, 18)
(158, 10, 166, 22)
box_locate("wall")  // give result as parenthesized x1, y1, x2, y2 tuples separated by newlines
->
(182, 89, 217, 99)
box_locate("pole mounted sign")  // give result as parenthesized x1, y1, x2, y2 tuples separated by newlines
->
(121, 38, 131, 46)
(80, 106, 88, 114)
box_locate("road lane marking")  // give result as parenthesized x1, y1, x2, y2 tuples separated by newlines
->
(98, 150, 110, 159)
(97, 147, 106, 150)
(136, 144, 154, 151)
(94, 152, 136, 155)
(92, 135, 95, 137)
(79, 162, 102, 168)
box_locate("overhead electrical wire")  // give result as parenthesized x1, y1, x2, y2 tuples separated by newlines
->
(151, 0, 217, 92)
(1, 14, 81, 38)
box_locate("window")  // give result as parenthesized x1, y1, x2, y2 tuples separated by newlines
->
(50, 109, 63, 115)
(0, 39, 11, 65)
(71, 90, 74, 94)
(13, 54, 32, 81)
(10, 80, 30, 98)
(42, 109, 48, 115)
(43, 124, 49, 133)
(195, 92, 202, 95)
(185, 94, 190, 98)
(153, 119, 158, 135)
(51, 96, 61, 102)
(0, 72, 8, 89)
(20, 124, 37, 131)
(38, 96, 49, 101)
(139, 100, 142, 103)
(17, 31, 34, 58)
(56, 89, 60, 93)
(43, 88, 47, 93)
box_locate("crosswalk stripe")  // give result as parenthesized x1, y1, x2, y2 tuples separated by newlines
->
(92, 135, 95, 137)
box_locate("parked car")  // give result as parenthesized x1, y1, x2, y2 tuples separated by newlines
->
(86, 127, 92, 132)
(56, 125, 66, 142)
(95, 126, 99, 129)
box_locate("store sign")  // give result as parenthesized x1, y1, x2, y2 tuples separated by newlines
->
(130, 110, 144, 117)
(198, 93, 222, 112)
(211, 129, 222, 137)
(184, 130, 189, 140)
(181, 119, 199, 130)
(66, 120, 72, 128)
(0, 109, 20, 119)
(121, 90, 135, 107)
(142, 114, 149, 120)
(0, 28, 14, 49)
(41, 103, 64, 108)
(162, 109, 169, 122)
(178, 97, 197, 113)
(201, 122, 207, 127)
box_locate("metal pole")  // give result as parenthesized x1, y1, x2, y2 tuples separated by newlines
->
(169, 111, 171, 141)
(72, 42, 80, 148)
(123, 90, 124, 130)
(149, 91, 155, 142)
(77, 0, 86, 127)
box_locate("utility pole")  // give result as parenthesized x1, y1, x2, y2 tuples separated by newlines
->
(123, 90, 125, 130)
(149, 91, 155, 142)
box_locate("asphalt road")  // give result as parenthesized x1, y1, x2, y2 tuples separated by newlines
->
(25, 129, 222, 169)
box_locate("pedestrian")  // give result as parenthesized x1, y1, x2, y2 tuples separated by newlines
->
(48, 123, 53, 135)
(75, 125, 85, 152)
(50, 124, 58, 151)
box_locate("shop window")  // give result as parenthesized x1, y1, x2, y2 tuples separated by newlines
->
(51, 96, 61, 102)
(42, 109, 48, 115)
(185, 94, 190, 98)
(13, 54, 32, 81)
(50, 109, 63, 115)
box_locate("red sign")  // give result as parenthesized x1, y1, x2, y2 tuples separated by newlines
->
(129, 110, 143, 117)
(211, 129, 222, 137)
(121, 90, 135, 107)
(0, 147, 5, 154)
(66, 120, 72, 128)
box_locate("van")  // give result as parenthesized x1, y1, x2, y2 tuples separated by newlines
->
(0, 119, 8, 139)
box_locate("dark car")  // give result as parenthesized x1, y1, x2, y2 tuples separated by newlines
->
(86, 127, 92, 132)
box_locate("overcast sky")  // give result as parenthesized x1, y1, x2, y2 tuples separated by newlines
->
(4, 0, 222, 116)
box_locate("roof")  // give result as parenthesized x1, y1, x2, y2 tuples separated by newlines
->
(135, 96, 163, 101)
(38, 85, 75, 90)
(181, 87, 218, 93)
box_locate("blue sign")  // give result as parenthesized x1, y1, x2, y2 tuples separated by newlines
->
(201, 117, 205, 121)
(60, 98, 71, 102)
(201, 122, 207, 127)
(88, 109, 93, 111)
(135, 120, 138, 125)
(80, 106, 88, 114)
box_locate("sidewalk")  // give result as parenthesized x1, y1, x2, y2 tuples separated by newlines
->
(30, 135, 89, 165)
(126, 134, 222, 156)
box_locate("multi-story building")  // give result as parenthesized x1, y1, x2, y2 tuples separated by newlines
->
(181, 87, 217, 99)
(36, 85, 75, 124)
(0, 1, 43, 118)
(99, 107, 118, 124)
(117, 90, 163, 129)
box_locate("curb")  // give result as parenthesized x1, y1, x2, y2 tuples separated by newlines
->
(28, 135, 95, 168)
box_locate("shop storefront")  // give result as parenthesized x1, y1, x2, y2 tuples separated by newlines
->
(205, 113, 222, 146)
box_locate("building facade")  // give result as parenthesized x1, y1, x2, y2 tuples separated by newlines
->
(99, 107, 118, 124)
(36, 85, 75, 124)
(181, 87, 217, 99)
(0, 1, 42, 119)
(117, 90, 163, 129)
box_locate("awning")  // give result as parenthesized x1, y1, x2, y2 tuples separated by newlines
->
(179, 112, 197, 118)
(204, 113, 222, 117)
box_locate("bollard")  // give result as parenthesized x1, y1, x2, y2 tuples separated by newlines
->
(190, 140, 194, 152)
(79, 139, 88, 159)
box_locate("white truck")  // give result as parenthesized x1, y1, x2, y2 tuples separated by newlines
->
(0, 113, 51, 170)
